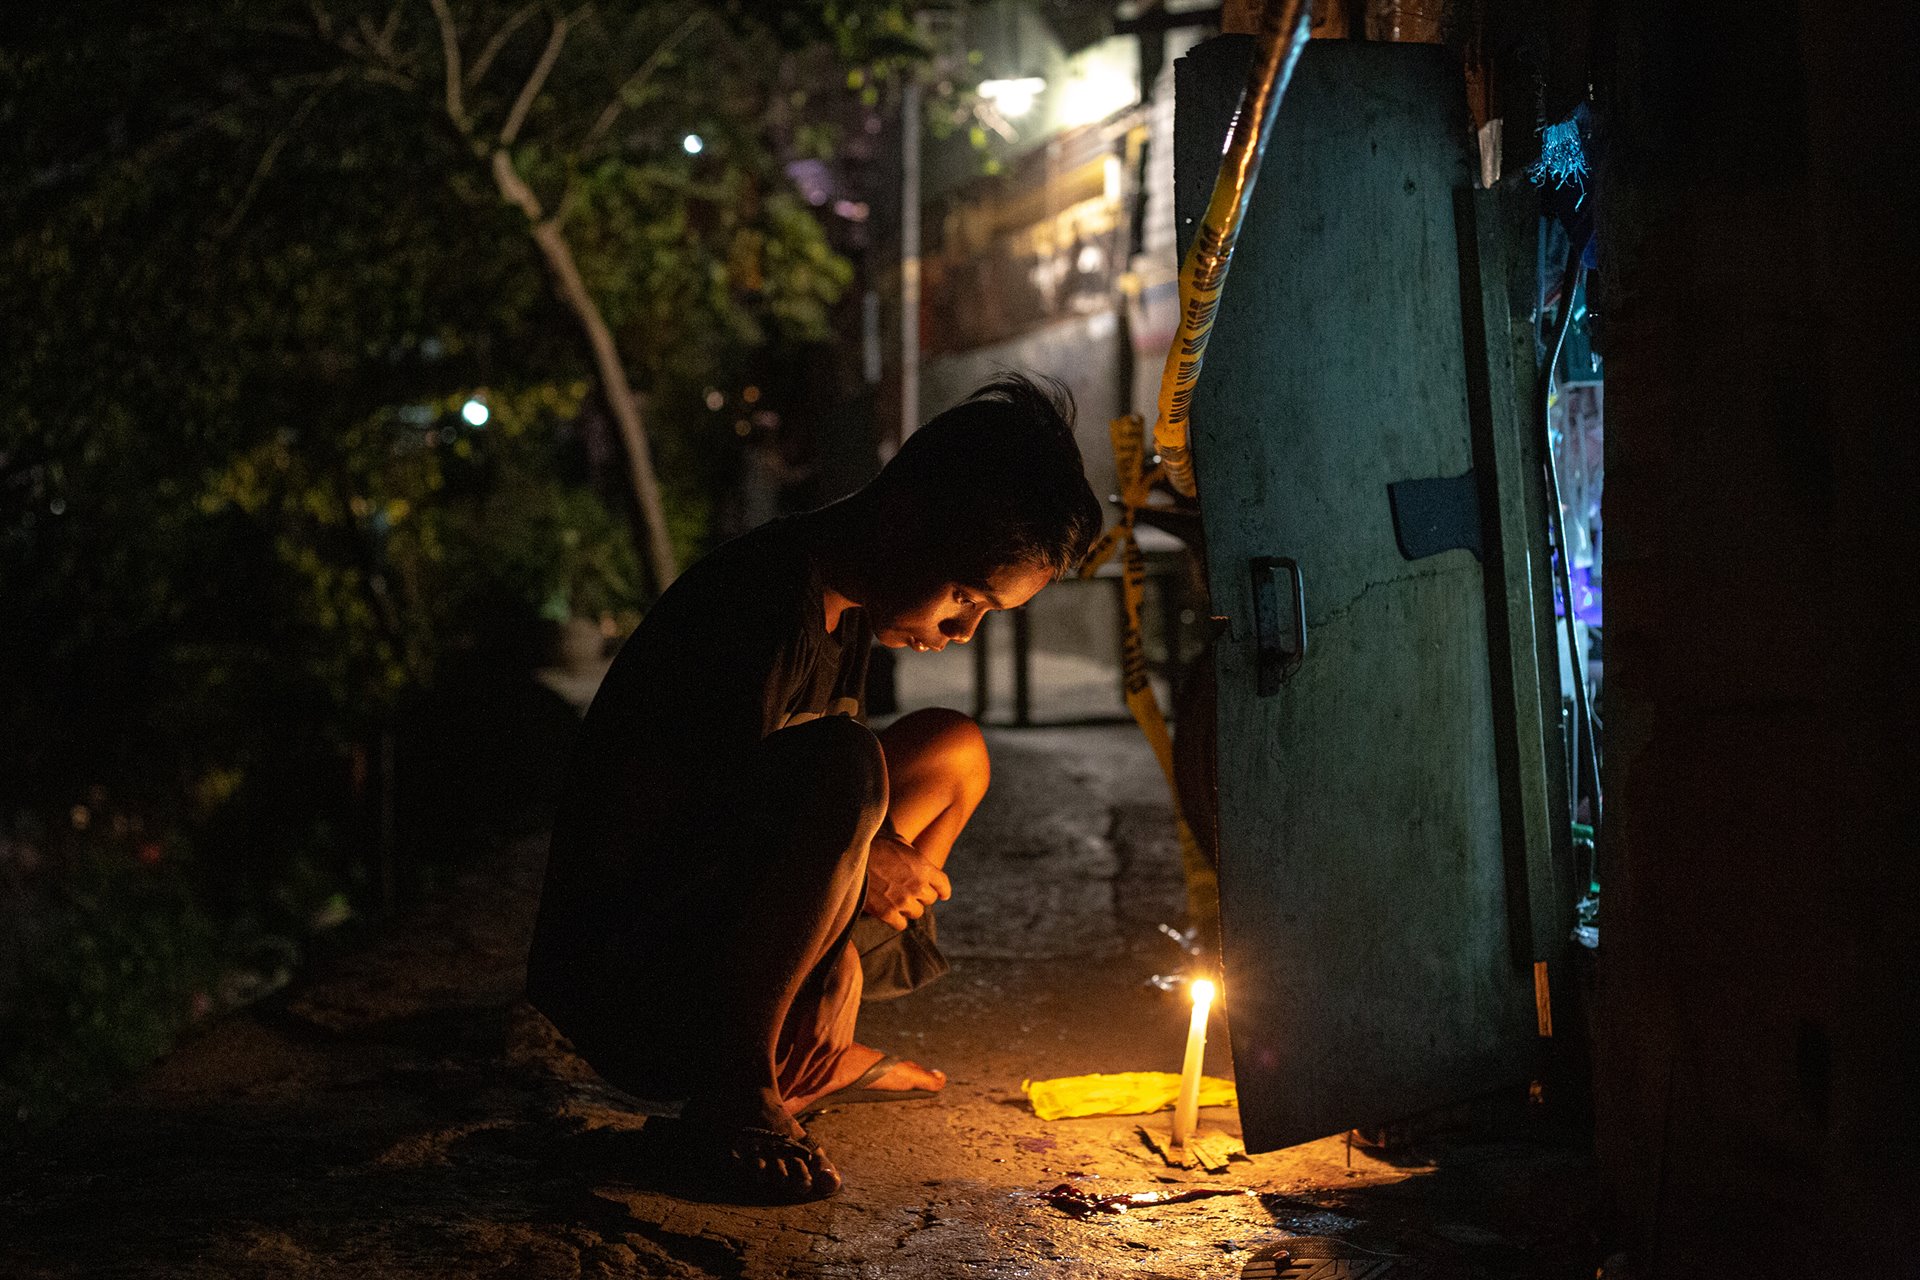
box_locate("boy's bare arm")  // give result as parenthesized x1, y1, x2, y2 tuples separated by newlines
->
(861, 832, 950, 931)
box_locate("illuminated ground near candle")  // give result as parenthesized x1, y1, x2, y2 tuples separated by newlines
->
(0, 726, 1597, 1279)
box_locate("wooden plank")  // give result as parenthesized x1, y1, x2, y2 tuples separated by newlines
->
(1454, 186, 1569, 964)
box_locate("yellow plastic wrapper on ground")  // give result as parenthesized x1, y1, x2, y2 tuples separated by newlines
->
(1022, 1071, 1237, 1121)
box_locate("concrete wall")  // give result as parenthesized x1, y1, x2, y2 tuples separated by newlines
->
(1594, 3, 1920, 1270)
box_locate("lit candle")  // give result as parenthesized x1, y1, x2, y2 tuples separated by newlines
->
(1171, 977, 1215, 1150)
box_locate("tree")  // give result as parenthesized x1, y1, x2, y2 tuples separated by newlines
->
(2, 0, 917, 773)
(0, 0, 922, 1131)
(0, 0, 929, 906)
(276, 0, 923, 592)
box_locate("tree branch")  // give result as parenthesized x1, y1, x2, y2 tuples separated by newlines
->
(424, 0, 468, 131)
(219, 67, 352, 237)
(499, 9, 572, 146)
(490, 148, 545, 222)
(580, 8, 707, 154)
(359, 65, 418, 92)
(309, 0, 412, 91)
(489, 145, 678, 590)
(466, 2, 540, 88)
(353, 4, 404, 61)
(307, 0, 335, 41)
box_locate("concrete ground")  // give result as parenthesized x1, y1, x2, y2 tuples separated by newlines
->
(0, 722, 1597, 1279)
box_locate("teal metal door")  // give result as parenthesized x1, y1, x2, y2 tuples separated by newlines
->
(1175, 38, 1553, 1152)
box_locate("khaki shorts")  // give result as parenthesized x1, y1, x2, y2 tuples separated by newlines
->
(852, 909, 949, 1002)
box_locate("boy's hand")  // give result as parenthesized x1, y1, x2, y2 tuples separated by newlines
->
(863, 834, 951, 931)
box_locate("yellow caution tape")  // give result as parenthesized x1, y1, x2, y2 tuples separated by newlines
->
(1083, 413, 1218, 942)
(1151, 0, 1312, 497)
(1023, 1070, 1238, 1121)
(1096, 2, 1311, 937)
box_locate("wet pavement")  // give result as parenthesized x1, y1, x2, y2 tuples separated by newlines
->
(0, 724, 1598, 1278)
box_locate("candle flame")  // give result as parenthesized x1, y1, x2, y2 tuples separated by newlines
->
(1190, 978, 1216, 1007)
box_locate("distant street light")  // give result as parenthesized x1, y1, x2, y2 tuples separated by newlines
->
(978, 77, 1046, 118)
(461, 398, 490, 427)
(682, 132, 705, 155)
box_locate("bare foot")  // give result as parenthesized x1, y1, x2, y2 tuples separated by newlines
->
(863, 1054, 946, 1093)
(812, 1043, 947, 1101)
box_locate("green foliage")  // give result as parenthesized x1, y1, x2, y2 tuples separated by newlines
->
(190, 380, 646, 711)
(428, 384, 647, 628)
(0, 826, 225, 1137)
(1, 0, 917, 1135)
(568, 166, 854, 372)
(2, 0, 899, 770)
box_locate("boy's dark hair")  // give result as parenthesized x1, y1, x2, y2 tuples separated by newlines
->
(869, 373, 1104, 584)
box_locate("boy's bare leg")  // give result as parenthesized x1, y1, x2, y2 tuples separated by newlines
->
(878, 707, 991, 870)
(675, 716, 888, 1197)
(826, 707, 990, 1096)
(683, 838, 866, 1195)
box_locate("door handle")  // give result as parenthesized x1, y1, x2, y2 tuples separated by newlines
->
(1249, 556, 1305, 695)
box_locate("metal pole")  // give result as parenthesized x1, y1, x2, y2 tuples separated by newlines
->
(900, 72, 921, 444)
(972, 614, 990, 723)
(1012, 606, 1032, 726)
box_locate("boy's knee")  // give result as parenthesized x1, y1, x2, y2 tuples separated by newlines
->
(899, 707, 990, 798)
(759, 714, 888, 835)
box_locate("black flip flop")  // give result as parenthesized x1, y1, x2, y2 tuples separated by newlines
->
(638, 1116, 840, 1204)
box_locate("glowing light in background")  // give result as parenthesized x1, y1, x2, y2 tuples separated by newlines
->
(1058, 64, 1136, 128)
(460, 398, 490, 427)
(978, 77, 1046, 118)
(682, 133, 705, 155)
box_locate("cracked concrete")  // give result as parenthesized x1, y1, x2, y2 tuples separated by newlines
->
(0, 725, 1595, 1278)
(1306, 564, 1471, 633)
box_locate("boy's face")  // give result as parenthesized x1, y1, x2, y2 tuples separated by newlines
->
(868, 561, 1055, 652)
